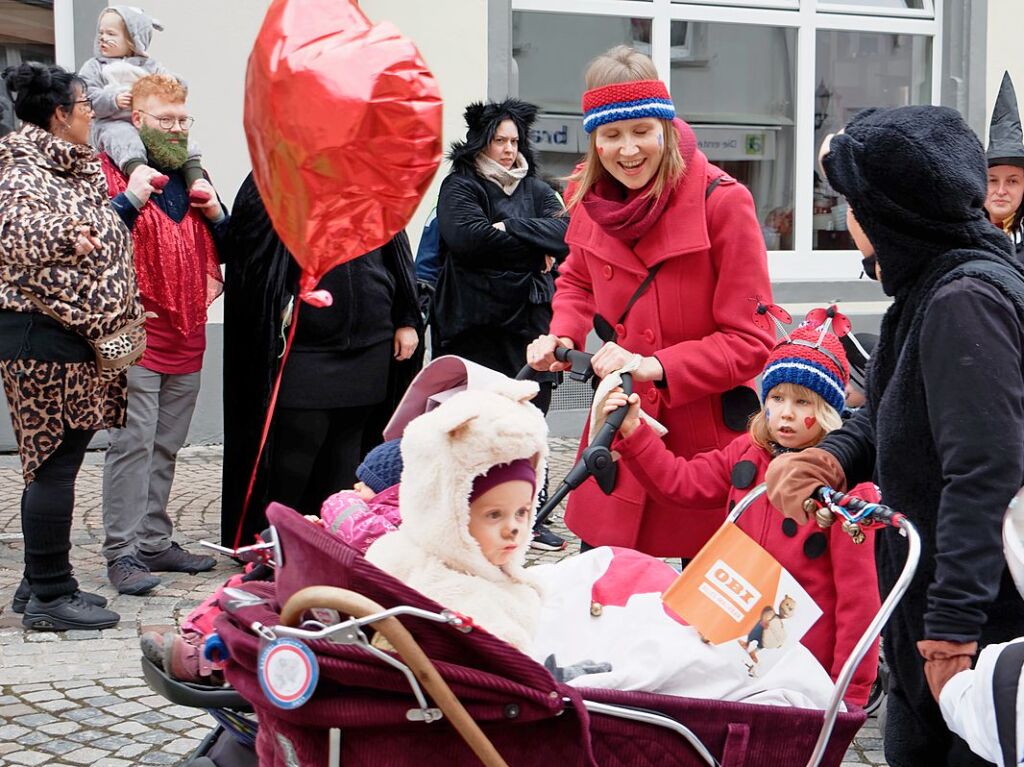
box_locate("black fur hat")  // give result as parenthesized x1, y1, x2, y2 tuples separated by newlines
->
(822, 105, 1011, 297)
(448, 98, 539, 176)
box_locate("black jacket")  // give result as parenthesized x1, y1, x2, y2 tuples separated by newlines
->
(289, 238, 420, 354)
(823, 256, 1024, 708)
(433, 169, 568, 343)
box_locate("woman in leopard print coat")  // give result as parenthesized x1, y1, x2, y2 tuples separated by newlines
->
(0, 62, 143, 630)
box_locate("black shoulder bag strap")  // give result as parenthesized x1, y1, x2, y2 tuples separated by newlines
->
(594, 176, 724, 343)
(994, 641, 1024, 767)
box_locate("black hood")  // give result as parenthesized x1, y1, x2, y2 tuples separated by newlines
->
(448, 98, 539, 176)
(987, 71, 1024, 169)
(822, 105, 1013, 298)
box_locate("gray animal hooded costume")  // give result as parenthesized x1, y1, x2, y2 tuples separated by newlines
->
(77, 6, 199, 173)
(986, 71, 1024, 250)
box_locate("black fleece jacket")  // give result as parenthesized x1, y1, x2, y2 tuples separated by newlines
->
(825, 273, 1024, 644)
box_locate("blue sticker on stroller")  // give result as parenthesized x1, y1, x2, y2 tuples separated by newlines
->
(258, 638, 319, 709)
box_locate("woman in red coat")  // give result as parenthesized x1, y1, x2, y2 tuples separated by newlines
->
(527, 46, 774, 558)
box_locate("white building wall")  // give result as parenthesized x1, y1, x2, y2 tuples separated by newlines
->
(985, 0, 1024, 142)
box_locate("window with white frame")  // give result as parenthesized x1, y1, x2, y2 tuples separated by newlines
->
(813, 30, 931, 250)
(508, 0, 941, 277)
(0, 0, 56, 137)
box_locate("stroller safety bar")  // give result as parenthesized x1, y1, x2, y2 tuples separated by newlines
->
(728, 483, 920, 767)
(580, 699, 717, 767)
(279, 586, 511, 767)
(200, 524, 283, 567)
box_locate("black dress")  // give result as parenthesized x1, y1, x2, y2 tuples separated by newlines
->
(220, 174, 421, 542)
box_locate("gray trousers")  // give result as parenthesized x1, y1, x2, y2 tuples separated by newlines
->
(101, 366, 201, 562)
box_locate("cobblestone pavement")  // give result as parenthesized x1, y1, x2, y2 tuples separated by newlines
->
(0, 440, 887, 766)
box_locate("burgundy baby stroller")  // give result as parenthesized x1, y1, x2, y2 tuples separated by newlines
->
(208, 482, 919, 767)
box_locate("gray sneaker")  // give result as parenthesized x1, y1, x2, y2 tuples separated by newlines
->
(107, 555, 161, 595)
(137, 542, 216, 574)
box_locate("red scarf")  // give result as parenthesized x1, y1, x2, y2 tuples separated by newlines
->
(101, 156, 223, 337)
(581, 176, 672, 243)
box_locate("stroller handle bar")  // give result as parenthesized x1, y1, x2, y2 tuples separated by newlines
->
(520, 347, 634, 525)
(729, 483, 920, 767)
(280, 586, 510, 767)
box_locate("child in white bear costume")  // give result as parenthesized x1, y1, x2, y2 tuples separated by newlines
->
(365, 380, 547, 652)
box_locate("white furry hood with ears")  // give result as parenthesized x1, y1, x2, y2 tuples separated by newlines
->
(365, 380, 548, 650)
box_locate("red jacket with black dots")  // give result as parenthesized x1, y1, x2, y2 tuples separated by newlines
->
(614, 423, 881, 707)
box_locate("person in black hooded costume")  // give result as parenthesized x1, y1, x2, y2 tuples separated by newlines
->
(765, 106, 1024, 767)
(220, 174, 422, 546)
(432, 98, 569, 402)
(985, 71, 1024, 256)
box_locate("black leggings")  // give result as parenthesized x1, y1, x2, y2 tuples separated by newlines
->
(267, 406, 372, 516)
(22, 428, 94, 601)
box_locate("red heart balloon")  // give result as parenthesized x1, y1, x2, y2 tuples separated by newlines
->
(244, 0, 443, 283)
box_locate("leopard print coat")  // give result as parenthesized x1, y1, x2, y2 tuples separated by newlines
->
(0, 123, 144, 483)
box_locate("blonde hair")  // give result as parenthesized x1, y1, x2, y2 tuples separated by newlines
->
(567, 45, 684, 209)
(748, 383, 843, 451)
(131, 74, 186, 105)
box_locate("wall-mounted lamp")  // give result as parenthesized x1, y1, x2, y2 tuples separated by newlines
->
(815, 80, 833, 131)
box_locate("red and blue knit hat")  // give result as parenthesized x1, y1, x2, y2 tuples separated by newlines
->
(581, 80, 675, 133)
(760, 309, 851, 414)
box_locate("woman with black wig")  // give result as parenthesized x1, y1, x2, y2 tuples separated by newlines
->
(432, 99, 569, 551)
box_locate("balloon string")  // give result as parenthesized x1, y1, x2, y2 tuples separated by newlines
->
(233, 292, 304, 551)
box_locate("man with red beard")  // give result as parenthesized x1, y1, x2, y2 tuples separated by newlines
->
(100, 73, 225, 595)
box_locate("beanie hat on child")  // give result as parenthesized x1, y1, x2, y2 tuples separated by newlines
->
(356, 439, 404, 494)
(761, 308, 851, 414)
(469, 459, 537, 504)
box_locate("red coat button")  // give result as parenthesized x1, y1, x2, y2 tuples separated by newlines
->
(602, 265, 614, 280)
(646, 388, 659, 404)
(614, 323, 626, 339)
(643, 328, 655, 344)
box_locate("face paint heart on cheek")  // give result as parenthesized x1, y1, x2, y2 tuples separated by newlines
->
(765, 409, 771, 422)
(804, 416, 817, 430)
(597, 146, 604, 156)
(657, 134, 663, 148)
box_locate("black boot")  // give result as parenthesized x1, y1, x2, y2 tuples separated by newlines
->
(22, 592, 120, 631)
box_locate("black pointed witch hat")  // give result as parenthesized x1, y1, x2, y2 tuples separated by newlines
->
(987, 71, 1024, 168)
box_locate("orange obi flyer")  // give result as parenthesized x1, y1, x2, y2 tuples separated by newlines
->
(662, 522, 822, 676)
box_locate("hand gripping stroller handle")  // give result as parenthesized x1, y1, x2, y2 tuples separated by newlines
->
(280, 586, 510, 767)
(517, 346, 594, 382)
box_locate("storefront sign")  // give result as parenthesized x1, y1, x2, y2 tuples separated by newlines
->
(694, 126, 777, 162)
(530, 115, 587, 153)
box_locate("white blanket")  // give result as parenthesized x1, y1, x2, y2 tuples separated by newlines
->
(528, 547, 840, 710)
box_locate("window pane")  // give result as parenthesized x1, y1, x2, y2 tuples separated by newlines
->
(512, 12, 650, 186)
(0, 0, 56, 137)
(813, 31, 931, 249)
(670, 21, 797, 250)
(818, 0, 925, 8)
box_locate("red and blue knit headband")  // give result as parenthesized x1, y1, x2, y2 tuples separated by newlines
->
(581, 80, 675, 133)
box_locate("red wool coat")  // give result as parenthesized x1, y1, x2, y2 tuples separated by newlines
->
(550, 122, 774, 557)
(615, 424, 881, 706)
